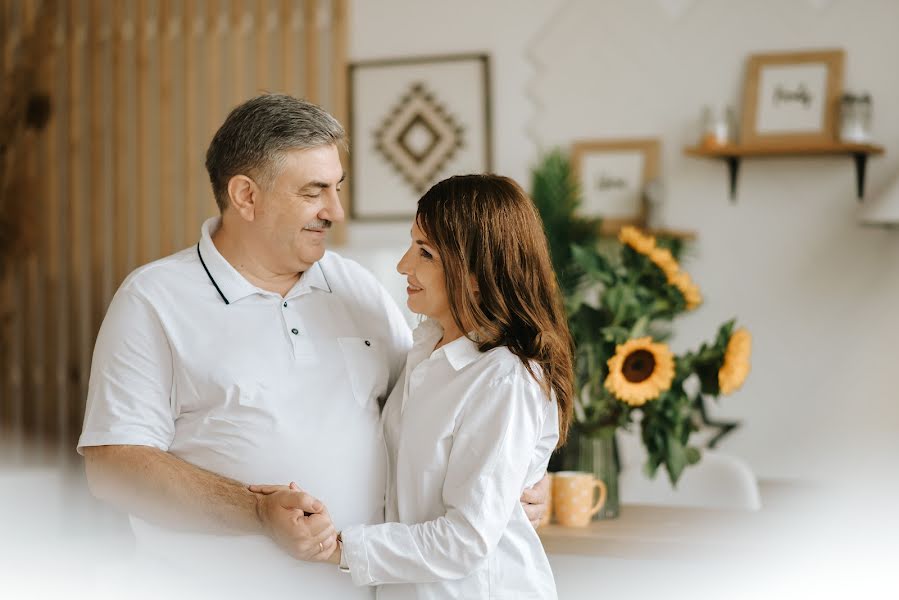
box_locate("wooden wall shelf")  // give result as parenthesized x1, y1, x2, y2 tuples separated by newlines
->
(684, 142, 885, 201)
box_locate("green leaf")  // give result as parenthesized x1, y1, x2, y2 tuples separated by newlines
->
(685, 446, 701, 465)
(665, 434, 689, 486)
(629, 315, 650, 338)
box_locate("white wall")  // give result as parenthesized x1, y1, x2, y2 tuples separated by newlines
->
(342, 0, 899, 481)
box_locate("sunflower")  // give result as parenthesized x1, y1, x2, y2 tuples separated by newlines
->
(618, 226, 656, 256)
(605, 337, 675, 406)
(669, 270, 703, 310)
(649, 246, 680, 282)
(719, 327, 751, 394)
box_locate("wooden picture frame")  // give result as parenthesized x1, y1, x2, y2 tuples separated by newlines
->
(571, 139, 660, 234)
(740, 49, 844, 146)
(348, 53, 492, 220)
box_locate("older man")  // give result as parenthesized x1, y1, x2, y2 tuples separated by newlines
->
(80, 95, 547, 597)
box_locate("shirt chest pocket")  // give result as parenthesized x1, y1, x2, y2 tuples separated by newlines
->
(338, 337, 390, 410)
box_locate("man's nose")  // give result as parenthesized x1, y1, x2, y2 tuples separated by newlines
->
(322, 190, 345, 223)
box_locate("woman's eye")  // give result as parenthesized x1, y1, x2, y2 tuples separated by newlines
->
(419, 248, 433, 260)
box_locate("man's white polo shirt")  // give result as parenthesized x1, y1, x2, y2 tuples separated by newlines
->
(79, 217, 412, 597)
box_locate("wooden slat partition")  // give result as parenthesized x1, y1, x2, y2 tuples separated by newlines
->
(0, 0, 349, 462)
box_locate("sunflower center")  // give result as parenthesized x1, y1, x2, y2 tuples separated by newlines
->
(622, 350, 656, 383)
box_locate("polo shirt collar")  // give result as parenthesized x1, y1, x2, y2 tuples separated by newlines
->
(286, 257, 332, 298)
(198, 217, 331, 305)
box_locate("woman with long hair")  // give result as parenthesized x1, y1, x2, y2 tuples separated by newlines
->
(256, 174, 573, 599)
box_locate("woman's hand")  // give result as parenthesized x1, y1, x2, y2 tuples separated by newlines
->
(520, 473, 551, 528)
(249, 482, 338, 562)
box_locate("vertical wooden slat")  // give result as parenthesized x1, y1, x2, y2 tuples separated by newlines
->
(79, 0, 91, 450)
(135, 0, 149, 266)
(111, 0, 128, 286)
(22, 0, 44, 456)
(65, 0, 84, 452)
(279, 0, 293, 94)
(303, 0, 318, 102)
(41, 0, 61, 450)
(183, 0, 197, 247)
(89, 0, 105, 354)
(206, 0, 222, 216)
(254, 0, 269, 93)
(0, 0, 11, 440)
(2, 0, 24, 458)
(230, 0, 244, 101)
(159, 0, 173, 256)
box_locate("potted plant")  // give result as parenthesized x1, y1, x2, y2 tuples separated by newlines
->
(532, 150, 751, 518)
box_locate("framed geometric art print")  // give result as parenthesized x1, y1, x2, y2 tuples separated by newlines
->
(348, 53, 492, 220)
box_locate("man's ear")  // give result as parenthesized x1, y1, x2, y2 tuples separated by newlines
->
(227, 175, 258, 221)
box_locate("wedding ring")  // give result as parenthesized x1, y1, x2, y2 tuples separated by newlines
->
(319, 542, 324, 553)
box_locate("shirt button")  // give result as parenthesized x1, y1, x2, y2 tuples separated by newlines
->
(364, 340, 371, 346)
(283, 302, 288, 307)
(291, 328, 299, 335)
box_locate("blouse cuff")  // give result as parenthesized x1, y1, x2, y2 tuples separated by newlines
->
(340, 525, 375, 587)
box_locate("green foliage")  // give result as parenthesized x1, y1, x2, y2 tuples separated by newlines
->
(530, 149, 602, 295)
(530, 149, 744, 485)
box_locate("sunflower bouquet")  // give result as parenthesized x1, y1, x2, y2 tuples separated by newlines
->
(531, 150, 751, 485)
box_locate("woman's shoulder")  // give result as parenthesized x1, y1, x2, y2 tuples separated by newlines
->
(478, 347, 545, 394)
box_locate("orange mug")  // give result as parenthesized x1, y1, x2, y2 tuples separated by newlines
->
(552, 471, 607, 527)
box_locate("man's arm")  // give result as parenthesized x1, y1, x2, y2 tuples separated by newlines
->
(84, 445, 336, 560)
(83, 444, 267, 534)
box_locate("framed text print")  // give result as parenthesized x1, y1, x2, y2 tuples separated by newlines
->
(571, 139, 660, 235)
(740, 49, 844, 146)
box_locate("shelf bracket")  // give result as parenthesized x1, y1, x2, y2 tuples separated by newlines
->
(725, 156, 740, 202)
(852, 152, 868, 201)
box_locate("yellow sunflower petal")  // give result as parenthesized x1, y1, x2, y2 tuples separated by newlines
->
(669, 270, 703, 310)
(649, 247, 681, 282)
(604, 337, 675, 406)
(719, 328, 752, 394)
(619, 226, 657, 257)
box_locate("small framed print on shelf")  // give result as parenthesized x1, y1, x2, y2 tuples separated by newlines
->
(348, 53, 492, 220)
(740, 49, 844, 146)
(570, 139, 660, 234)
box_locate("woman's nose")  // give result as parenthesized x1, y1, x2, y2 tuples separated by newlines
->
(397, 250, 410, 275)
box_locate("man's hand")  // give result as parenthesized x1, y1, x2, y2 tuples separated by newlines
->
(251, 482, 338, 561)
(520, 472, 551, 528)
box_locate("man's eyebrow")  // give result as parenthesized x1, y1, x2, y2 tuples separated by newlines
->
(300, 172, 347, 190)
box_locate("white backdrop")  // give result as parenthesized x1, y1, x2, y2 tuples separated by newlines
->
(343, 0, 899, 482)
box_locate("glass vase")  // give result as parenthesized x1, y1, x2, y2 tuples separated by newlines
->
(575, 434, 620, 519)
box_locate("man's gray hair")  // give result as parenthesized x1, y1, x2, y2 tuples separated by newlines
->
(205, 94, 347, 212)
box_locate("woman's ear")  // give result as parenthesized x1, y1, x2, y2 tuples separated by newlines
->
(469, 273, 479, 294)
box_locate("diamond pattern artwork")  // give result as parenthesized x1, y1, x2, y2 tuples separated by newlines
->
(373, 83, 465, 194)
(349, 54, 490, 219)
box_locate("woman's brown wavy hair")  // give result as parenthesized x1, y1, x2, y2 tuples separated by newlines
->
(416, 174, 574, 446)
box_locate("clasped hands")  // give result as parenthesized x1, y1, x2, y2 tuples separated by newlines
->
(249, 474, 550, 563)
(249, 482, 340, 563)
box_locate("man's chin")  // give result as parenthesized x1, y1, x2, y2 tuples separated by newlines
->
(298, 246, 327, 270)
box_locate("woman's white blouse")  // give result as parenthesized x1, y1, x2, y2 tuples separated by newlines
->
(341, 320, 559, 599)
